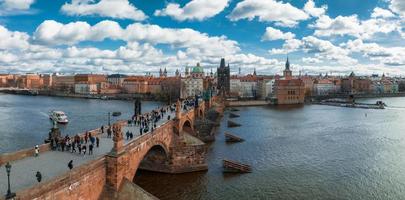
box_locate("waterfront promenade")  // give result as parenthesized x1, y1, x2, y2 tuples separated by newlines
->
(0, 109, 177, 196)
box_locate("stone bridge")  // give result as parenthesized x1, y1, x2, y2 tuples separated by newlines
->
(0, 98, 217, 200)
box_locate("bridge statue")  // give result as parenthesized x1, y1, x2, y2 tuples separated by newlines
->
(134, 98, 141, 116)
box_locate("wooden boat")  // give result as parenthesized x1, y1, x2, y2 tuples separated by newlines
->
(228, 120, 241, 127)
(223, 159, 252, 173)
(225, 132, 244, 143)
(229, 112, 240, 118)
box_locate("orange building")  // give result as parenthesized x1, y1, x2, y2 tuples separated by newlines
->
(17, 74, 43, 89)
(74, 74, 106, 84)
(273, 58, 305, 105)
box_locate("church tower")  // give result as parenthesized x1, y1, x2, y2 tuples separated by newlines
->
(283, 57, 292, 80)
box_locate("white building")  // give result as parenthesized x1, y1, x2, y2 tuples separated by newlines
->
(265, 79, 276, 98)
(230, 78, 242, 97)
(181, 77, 203, 99)
(107, 74, 127, 87)
(75, 83, 98, 94)
(313, 80, 335, 95)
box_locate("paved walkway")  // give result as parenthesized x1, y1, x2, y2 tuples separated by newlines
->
(0, 108, 180, 194)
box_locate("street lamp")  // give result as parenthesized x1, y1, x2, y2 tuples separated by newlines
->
(5, 162, 16, 199)
(108, 112, 111, 126)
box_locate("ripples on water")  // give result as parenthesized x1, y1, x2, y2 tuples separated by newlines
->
(136, 97, 405, 200)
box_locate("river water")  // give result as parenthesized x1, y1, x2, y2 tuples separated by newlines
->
(136, 97, 405, 200)
(2, 94, 405, 199)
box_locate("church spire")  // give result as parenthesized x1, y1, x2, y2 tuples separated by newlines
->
(285, 56, 290, 70)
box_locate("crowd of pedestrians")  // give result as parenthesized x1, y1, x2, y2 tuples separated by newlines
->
(50, 131, 99, 156)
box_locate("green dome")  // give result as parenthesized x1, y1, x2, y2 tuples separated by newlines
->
(192, 63, 204, 73)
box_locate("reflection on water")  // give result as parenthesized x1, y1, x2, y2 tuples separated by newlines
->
(136, 97, 405, 200)
(0, 94, 163, 153)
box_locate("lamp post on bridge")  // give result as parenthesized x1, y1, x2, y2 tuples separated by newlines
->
(108, 112, 111, 126)
(5, 162, 16, 199)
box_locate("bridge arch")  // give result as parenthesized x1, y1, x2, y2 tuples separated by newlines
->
(180, 118, 194, 134)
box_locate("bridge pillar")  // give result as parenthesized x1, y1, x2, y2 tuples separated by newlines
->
(106, 123, 127, 192)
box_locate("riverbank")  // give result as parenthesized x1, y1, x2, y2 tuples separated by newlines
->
(0, 88, 171, 102)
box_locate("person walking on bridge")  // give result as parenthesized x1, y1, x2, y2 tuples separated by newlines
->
(89, 144, 93, 155)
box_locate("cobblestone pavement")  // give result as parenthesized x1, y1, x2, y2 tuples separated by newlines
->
(0, 110, 177, 194)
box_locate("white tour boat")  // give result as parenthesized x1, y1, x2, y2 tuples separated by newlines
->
(49, 111, 69, 124)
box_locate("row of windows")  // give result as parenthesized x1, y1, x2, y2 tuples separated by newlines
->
(286, 96, 300, 100)
(287, 90, 296, 95)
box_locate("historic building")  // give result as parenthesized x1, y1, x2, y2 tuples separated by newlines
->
(52, 75, 75, 92)
(273, 58, 305, 104)
(217, 58, 230, 96)
(180, 63, 204, 99)
(107, 74, 127, 87)
(341, 72, 372, 94)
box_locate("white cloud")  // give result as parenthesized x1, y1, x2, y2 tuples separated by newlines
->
(227, 0, 309, 27)
(344, 39, 405, 66)
(371, 7, 395, 18)
(262, 27, 295, 41)
(389, 0, 405, 16)
(269, 38, 302, 55)
(302, 57, 321, 64)
(33, 20, 240, 58)
(0, 25, 30, 50)
(1, 0, 34, 10)
(303, 0, 327, 17)
(311, 14, 401, 39)
(301, 36, 357, 65)
(61, 0, 147, 21)
(154, 0, 229, 21)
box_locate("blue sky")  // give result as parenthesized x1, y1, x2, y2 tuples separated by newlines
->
(0, 0, 404, 76)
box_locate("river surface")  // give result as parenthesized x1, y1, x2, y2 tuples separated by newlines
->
(136, 97, 405, 200)
(0, 93, 163, 153)
(2, 94, 405, 199)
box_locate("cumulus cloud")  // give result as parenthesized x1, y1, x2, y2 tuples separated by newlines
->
(311, 14, 401, 39)
(0, 22, 281, 74)
(389, 0, 405, 16)
(0, 0, 36, 15)
(371, 7, 395, 18)
(301, 36, 357, 65)
(344, 39, 405, 66)
(262, 27, 295, 41)
(269, 38, 302, 55)
(33, 20, 240, 57)
(303, 0, 327, 17)
(0, 25, 30, 50)
(61, 0, 147, 21)
(227, 0, 309, 27)
(302, 57, 321, 64)
(154, 0, 229, 21)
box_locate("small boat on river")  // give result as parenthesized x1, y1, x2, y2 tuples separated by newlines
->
(49, 111, 69, 124)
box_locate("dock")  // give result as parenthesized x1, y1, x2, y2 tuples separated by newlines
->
(228, 120, 241, 127)
(225, 132, 244, 143)
(223, 159, 252, 173)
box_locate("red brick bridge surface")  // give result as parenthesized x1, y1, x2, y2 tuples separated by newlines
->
(0, 99, 219, 200)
